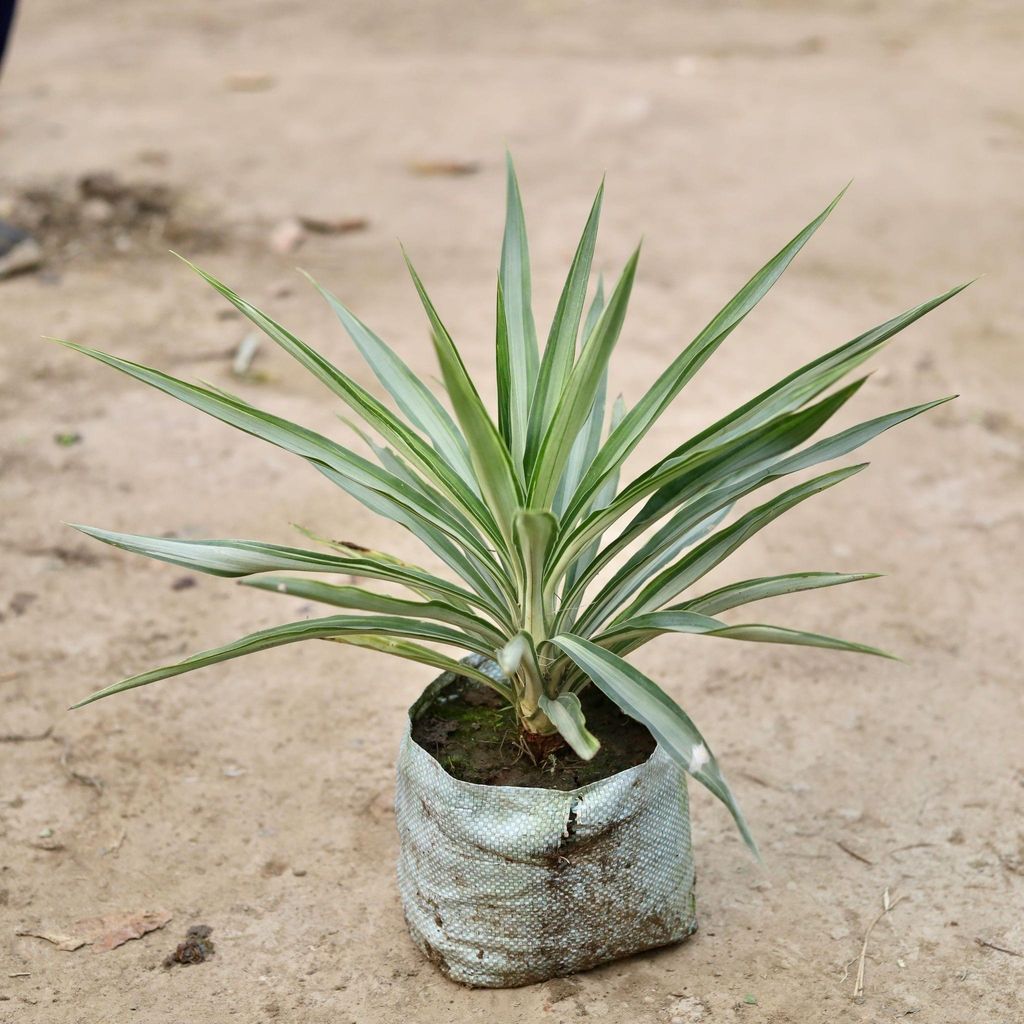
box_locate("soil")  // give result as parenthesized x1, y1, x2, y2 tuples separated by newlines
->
(0, 173, 224, 267)
(411, 677, 656, 790)
(1, 2, 1022, 1023)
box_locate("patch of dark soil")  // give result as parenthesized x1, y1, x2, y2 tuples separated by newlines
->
(0, 172, 222, 264)
(163, 924, 215, 967)
(411, 677, 655, 790)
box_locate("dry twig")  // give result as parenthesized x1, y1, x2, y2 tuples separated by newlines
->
(101, 827, 127, 857)
(836, 839, 874, 865)
(975, 937, 1024, 958)
(853, 888, 906, 1001)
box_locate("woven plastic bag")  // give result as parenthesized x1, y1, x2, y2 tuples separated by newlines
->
(395, 656, 697, 988)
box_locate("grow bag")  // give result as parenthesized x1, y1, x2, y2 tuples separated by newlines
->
(395, 656, 697, 988)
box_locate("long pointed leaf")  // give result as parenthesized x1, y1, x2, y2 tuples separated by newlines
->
(563, 506, 732, 638)
(404, 254, 523, 546)
(54, 339, 502, 576)
(72, 614, 503, 708)
(562, 393, 951, 633)
(241, 576, 506, 646)
(529, 247, 640, 507)
(596, 609, 896, 660)
(550, 633, 758, 856)
(683, 285, 969, 458)
(558, 394, 628, 624)
(69, 526, 493, 613)
(615, 464, 867, 621)
(552, 279, 608, 519)
(680, 571, 880, 616)
(550, 376, 867, 601)
(180, 260, 500, 551)
(697, 622, 897, 659)
(305, 272, 475, 484)
(563, 189, 847, 523)
(498, 154, 540, 467)
(524, 182, 604, 474)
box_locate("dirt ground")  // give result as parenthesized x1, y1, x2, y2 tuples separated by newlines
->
(2, 1, 1022, 1021)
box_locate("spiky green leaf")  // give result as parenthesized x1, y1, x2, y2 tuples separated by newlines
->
(498, 154, 540, 467)
(241, 576, 505, 646)
(563, 189, 847, 523)
(550, 633, 758, 856)
(525, 182, 604, 474)
(680, 571, 881, 616)
(69, 526, 492, 613)
(529, 247, 640, 507)
(72, 614, 505, 708)
(404, 254, 523, 546)
(305, 272, 475, 484)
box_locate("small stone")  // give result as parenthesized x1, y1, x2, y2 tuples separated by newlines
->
(80, 198, 114, 224)
(0, 235, 42, 279)
(269, 218, 305, 254)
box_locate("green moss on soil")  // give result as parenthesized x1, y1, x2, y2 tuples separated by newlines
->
(411, 677, 656, 790)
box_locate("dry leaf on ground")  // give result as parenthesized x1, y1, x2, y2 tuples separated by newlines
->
(407, 159, 480, 176)
(18, 909, 172, 952)
(297, 215, 368, 235)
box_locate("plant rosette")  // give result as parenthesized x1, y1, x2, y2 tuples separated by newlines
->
(60, 156, 963, 987)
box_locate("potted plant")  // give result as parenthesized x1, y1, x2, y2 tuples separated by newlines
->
(60, 158, 962, 988)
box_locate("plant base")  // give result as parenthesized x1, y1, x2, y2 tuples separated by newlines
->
(395, 657, 698, 988)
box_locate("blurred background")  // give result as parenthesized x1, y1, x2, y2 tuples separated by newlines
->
(1, 2, 1021, 1022)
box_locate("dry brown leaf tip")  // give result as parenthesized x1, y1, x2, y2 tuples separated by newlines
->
(18, 908, 172, 953)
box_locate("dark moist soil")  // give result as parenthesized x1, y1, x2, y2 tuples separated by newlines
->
(411, 677, 656, 790)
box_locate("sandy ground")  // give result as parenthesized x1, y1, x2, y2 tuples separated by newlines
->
(2, 1, 1023, 1021)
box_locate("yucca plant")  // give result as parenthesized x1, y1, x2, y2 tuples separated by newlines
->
(60, 159, 962, 855)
